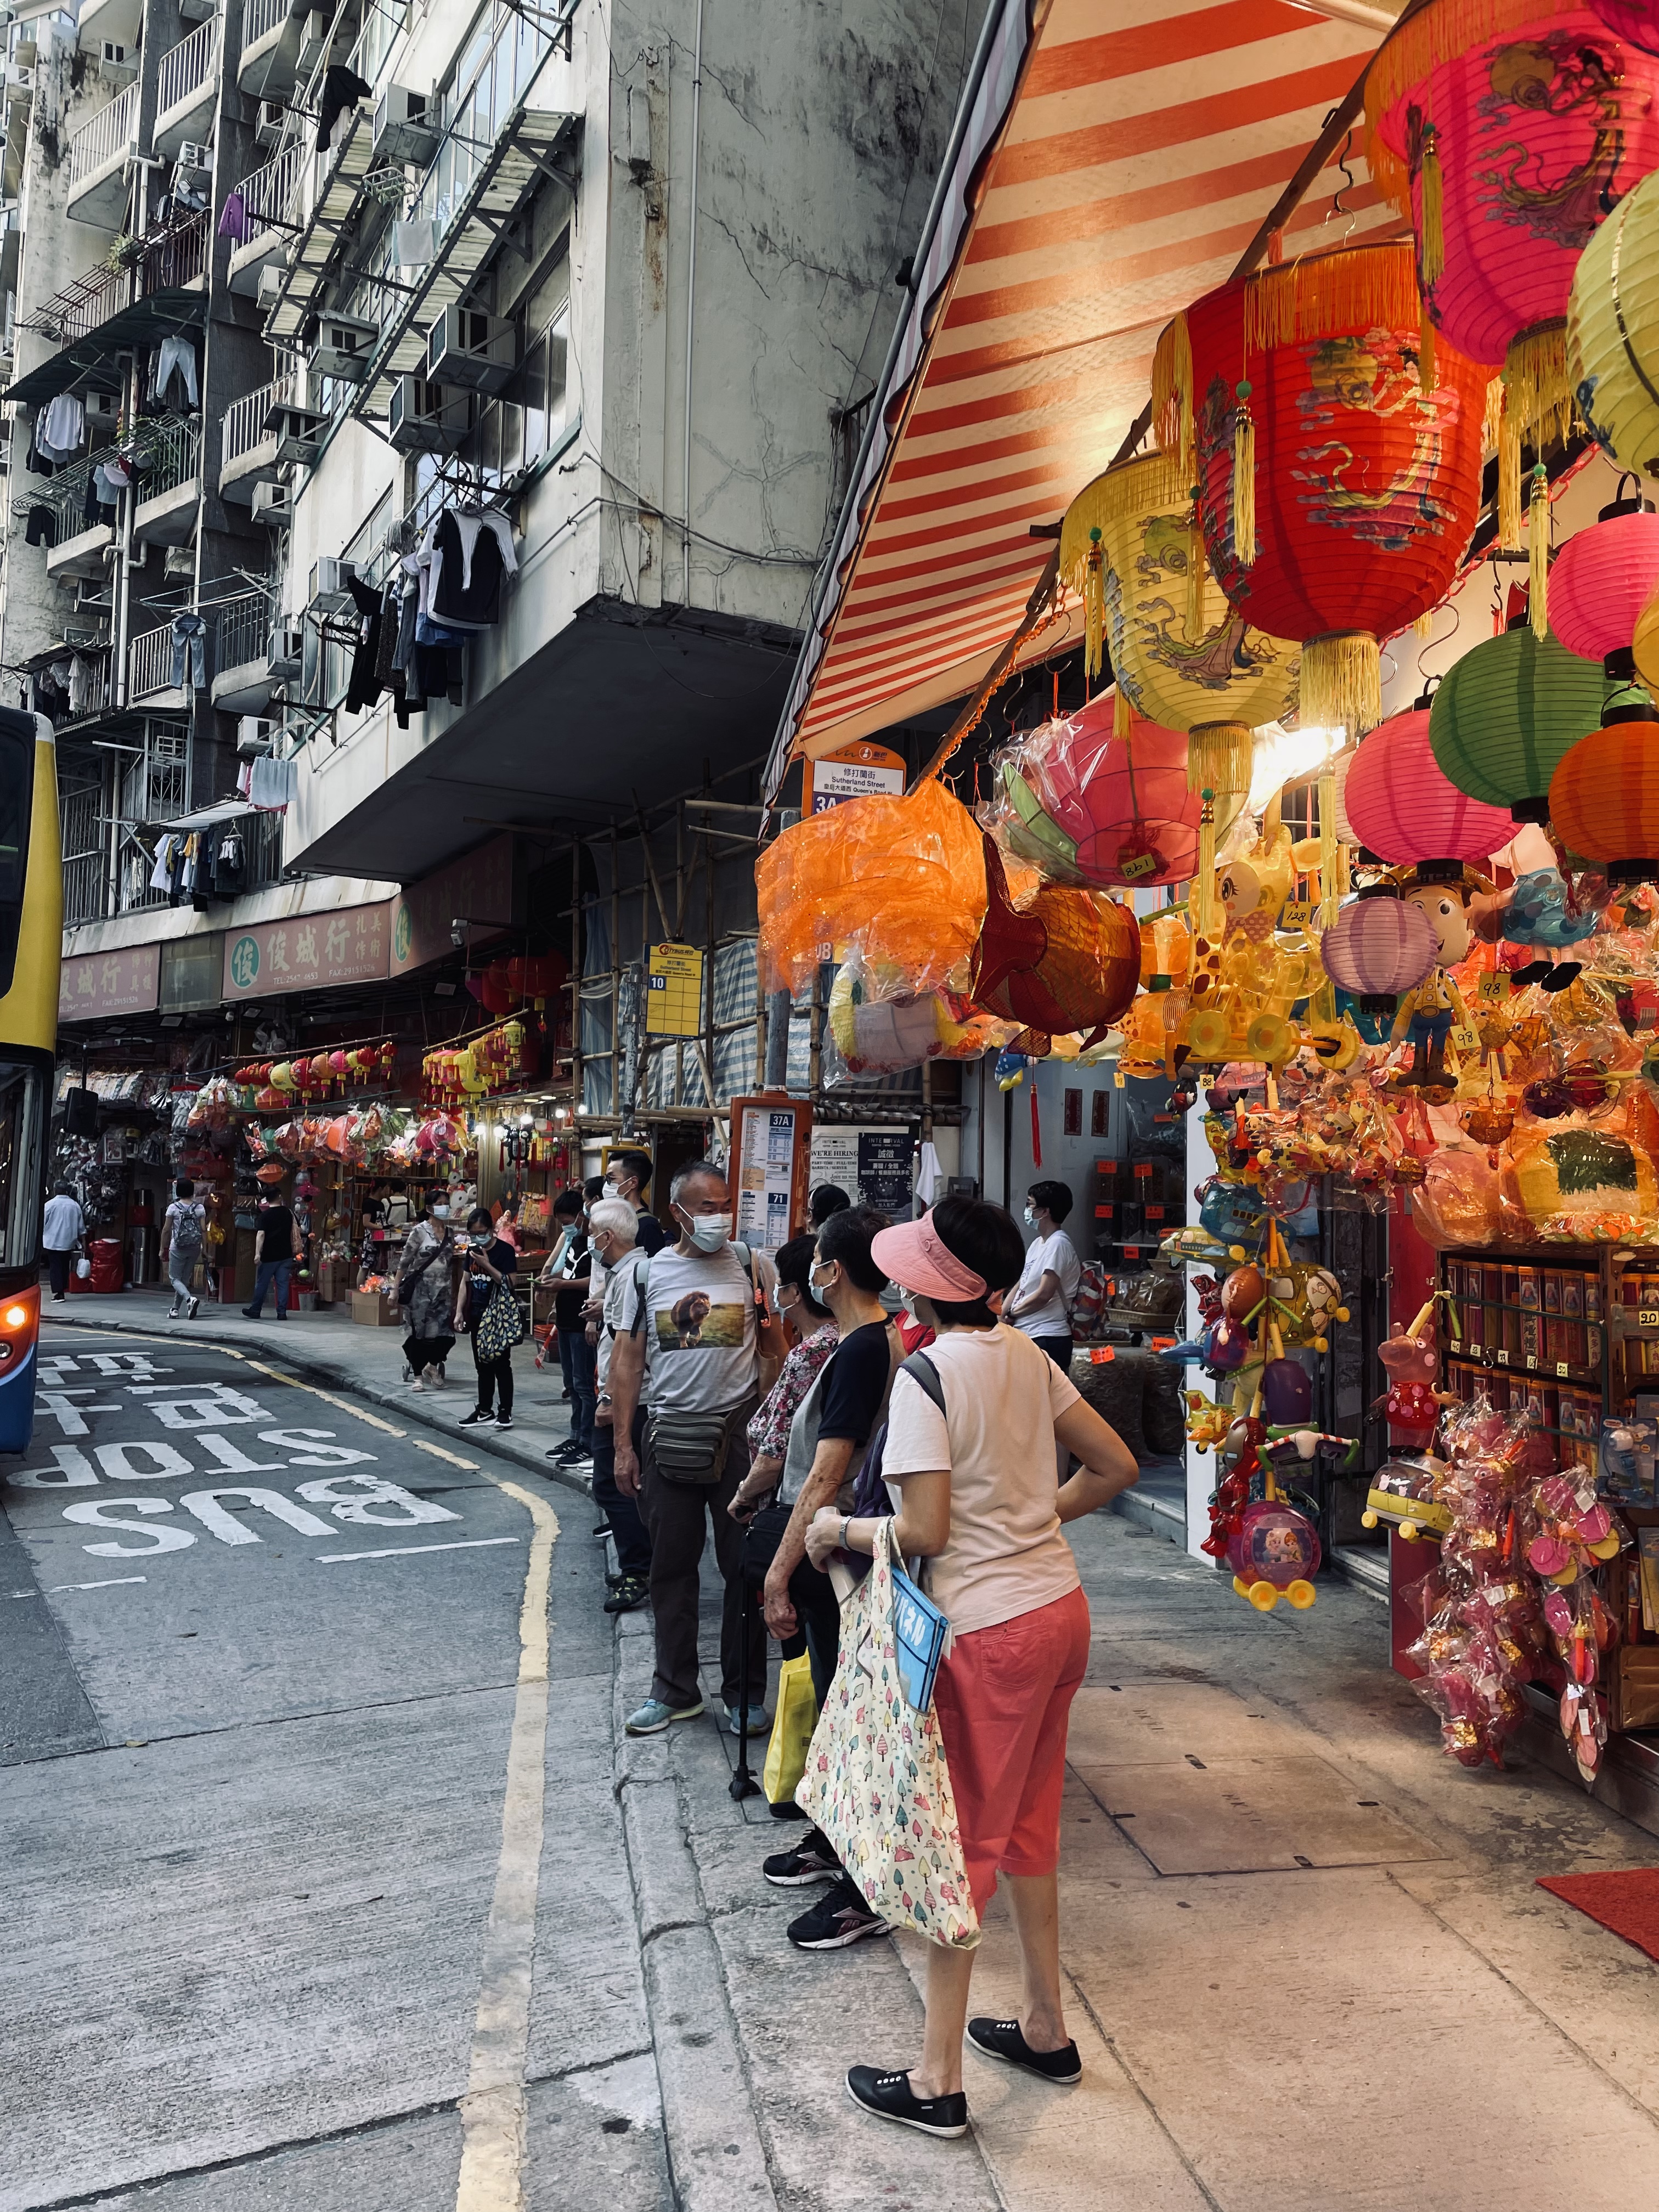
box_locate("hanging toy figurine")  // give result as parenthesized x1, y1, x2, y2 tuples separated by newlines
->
(1373, 1306, 1455, 1452)
(1389, 865, 1489, 1094)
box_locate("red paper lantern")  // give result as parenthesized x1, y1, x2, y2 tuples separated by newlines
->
(1588, 3, 1659, 59)
(1344, 704, 1515, 868)
(1030, 695, 1202, 888)
(1548, 495, 1659, 675)
(1156, 242, 1487, 742)
(1320, 888, 1439, 1002)
(1367, 2, 1659, 537)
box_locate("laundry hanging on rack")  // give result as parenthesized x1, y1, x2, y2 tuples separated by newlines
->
(37, 392, 86, 462)
(418, 505, 519, 630)
(317, 64, 373, 150)
(249, 755, 297, 810)
(24, 503, 55, 548)
(170, 610, 208, 691)
(210, 825, 247, 896)
(67, 653, 100, 718)
(345, 573, 385, 714)
(149, 335, 199, 413)
(217, 187, 250, 241)
(33, 662, 69, 722)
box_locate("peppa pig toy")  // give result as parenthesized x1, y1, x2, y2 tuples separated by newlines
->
(1373, 1307, 1455, 1452)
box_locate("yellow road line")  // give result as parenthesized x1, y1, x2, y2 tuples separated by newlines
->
(238, 1361, 407, 1435)
(455, 1477, 560, 2210)
(415, 1440, 481, 1470)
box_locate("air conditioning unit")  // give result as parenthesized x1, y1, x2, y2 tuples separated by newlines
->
(255, 97, 285, 147)
(309, 309, 377, 382)
(85, 390, 120, 424)
(296, 8, 328, 76)
(62, 622, 104, 648)
(180, 0, 216, 20)
(266, 399, 323, 465)
(427, 304, 515, 396)
(373, 84, 438, 168)
(236, 716, 274, 757)
(267, 624, 303, 677)
(388, 373, 468, 455)
(99, 41, 135, 85)
(257, 261, 285, 312)
(252, 478, 291, 524)
(174, 141, 211, 176)
(308, 556, 355, 613)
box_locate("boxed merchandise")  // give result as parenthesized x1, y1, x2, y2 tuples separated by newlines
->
(352, 1288, 401, 1326)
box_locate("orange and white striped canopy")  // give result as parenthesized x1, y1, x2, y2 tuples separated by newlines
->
(765, 0, 1407, 800)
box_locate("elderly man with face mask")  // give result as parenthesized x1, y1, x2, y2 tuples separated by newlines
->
(609, 1159, 785, 1737)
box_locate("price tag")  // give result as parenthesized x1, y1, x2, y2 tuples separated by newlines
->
(1088, 1346, 1116, 1364)
(1278, 900, 1313, 931)
(1556, 1360, 1570, 1378)
(1495, 1348, 1509, 1365)
(1114, 1070, 1125, 1088)
(1639, 1308, 1659, 1326)
(1525, 1353, 1538, 1371)
(1449, 1025, 1481, 1052)
(1477, 973, 1511, 1002)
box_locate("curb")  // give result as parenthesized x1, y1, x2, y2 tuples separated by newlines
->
(42, 1310, 595, 1504)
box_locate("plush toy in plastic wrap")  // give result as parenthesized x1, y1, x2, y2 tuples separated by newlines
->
(826, 950, 1011, 1075)
(1373, 1314, 1454, 1452)
(1510, 1118, 1659, 1243)
(1528, 1465, 1622, 1786)
(1600, 1414, 1658, 1505)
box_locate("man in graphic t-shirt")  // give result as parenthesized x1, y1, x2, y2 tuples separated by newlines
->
(610, 1160, 783, 1739)
(1005, 1180, 1082, 1369)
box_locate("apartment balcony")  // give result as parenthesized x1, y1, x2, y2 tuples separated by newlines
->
(226, 142, 302, 297)
(154, 18, 220, 161)
(127, 620, 191, 706)
(76, 0, 144, 60)
(65, 80, 138, 227)
(7, 213, 208, 408)
(238, 0, 306, 99)
(209, 588, 278, 713)
(219, 369, 295, 501)
(133, 419, 202, 548)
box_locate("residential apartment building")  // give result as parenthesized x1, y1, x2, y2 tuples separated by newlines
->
(1, 0, 981, 1135)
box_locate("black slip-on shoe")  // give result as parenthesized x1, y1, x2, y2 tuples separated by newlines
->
(845, 2068, 967, 2138)
(966, 2017, 1081, 2084)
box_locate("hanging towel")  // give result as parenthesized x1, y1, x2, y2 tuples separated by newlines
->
(249, 755, 298, 809)
(217, 188, 249, 241)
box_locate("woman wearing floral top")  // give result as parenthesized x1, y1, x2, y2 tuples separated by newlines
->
(733, 1234, 837, 1513)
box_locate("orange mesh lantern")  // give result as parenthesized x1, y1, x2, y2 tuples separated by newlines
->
(1366, 0, 1659, 542)
(1154, 243, 1488, 743)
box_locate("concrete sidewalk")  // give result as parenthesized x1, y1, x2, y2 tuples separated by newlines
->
(42, 1286, 598, 1504)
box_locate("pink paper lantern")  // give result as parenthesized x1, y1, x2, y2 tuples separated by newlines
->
(1034, 697, 1201, 888)
(1589, 2, 1659, 53)
(1321, 889, 1438, 1001)
(1344, 706, 1513, 867)
(1548, 499, 1659, 669)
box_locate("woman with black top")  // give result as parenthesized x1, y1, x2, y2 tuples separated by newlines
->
(540, 1189, 596, 1468)
(456, 1207, 520, 1430)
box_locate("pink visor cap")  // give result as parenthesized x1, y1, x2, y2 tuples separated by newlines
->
(871, 1214, 987, 1302)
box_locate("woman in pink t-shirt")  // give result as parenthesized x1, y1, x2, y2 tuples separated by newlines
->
(806, 1195, 1137, 2141)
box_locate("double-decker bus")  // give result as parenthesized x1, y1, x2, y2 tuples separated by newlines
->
(0, 709, 60, 1454)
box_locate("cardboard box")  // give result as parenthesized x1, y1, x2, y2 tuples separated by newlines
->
(352, 1289, 401, 1327)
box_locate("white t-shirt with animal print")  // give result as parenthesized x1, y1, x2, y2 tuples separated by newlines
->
(620, 1242, 778, 1415)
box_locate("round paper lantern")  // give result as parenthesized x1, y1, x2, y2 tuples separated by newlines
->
(1548, 498, 1659, 672)
(1429, 617, 1605, 818)
(1549, 710, 1659, 876)
(1588, 2, 1659, 53)
(1637, 578, 1659, 691)
(1344, 706, 1514, 868)
(1367, 2, 1659, 534)
(1154, 242, 1487, 742)
(1571, 171, 1659, 481)
(1319, 889, 1439, 1003)
(1029, 695, 1202, 888)
(328, 1049, 349, 1080)
(270, 1061, 296, 1091)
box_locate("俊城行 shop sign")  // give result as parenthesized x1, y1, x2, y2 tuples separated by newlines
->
(58, 943, 162, 1021)
(222, 904, 390, 1000)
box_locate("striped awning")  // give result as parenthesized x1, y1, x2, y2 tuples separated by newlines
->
(765, 0, 1407, 799)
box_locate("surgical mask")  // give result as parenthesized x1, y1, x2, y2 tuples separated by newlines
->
(1023, 1205, 1036, 1226)
(896, 1288, 918, 1318)
(602, 1180, 622, 1200)
(432, 1205, 450, 1220)
(810, 1260, 836, 1289)
(682, 1210, 732, 1254)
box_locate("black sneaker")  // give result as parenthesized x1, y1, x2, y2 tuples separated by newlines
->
(187, 1296, 200, 1319)
(592, 1519, 611, 1535)
(787, 1877, 884, 1950)
(459, 1408, 492, 1427)
(845, 2067, 967, 2138)
(602, 1575, 649, 1613)
(763, 1829, 840, 1887)
(492, 1413, 514, 1431)
(605, 1568, 627, 1591)
(966, 2017, 1081, 2085)
(553, 1437, 588, 1463)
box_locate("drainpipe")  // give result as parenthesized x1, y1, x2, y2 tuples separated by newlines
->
(111, 352, 137, 708)
(680, 0, 704, 600)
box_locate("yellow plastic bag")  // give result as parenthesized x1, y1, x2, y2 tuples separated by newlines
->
(763, 1652, 818, 1807)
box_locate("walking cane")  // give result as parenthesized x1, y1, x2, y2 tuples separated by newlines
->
(730, 1573, 759, 1803)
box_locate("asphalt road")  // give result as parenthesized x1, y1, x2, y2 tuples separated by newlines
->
(1, 1324, 668, 2211)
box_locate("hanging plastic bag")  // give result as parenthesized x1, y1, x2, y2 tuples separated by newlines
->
(762, 1652, 818, 1807)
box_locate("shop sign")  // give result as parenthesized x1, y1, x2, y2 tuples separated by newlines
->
(223, 903, 390, 1000)
(735, 1101, 800, 1250)
(808, 1124, 914, 1219)
(160, 932, 224, 1014)
(389, 833, 517, 974)
(646, 943, 705, 1037)
(810, 740, 906, 814)
(58, 943, 161, 1021)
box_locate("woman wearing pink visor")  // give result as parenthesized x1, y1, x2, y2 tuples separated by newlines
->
(805, 1194, 1138, 2139)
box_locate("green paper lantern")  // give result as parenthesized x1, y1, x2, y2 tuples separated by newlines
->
(1429, 624, 1605, 825)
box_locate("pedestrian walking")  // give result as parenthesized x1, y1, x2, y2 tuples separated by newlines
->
(457, 1206, 521, 1430)
(539, 1189, 595, 1468)
(41, 1181, 86, 1301)
(609, 1160, 784, 1737)
(586, 1197, 652, 1613)
(397, 1195, 456, 1389)
(242, 1193, 301, 1319)
(1003, 1180, 1082, 1369)
(803, 1195, 1137, 2138)
(161, 1178, 205, 1319)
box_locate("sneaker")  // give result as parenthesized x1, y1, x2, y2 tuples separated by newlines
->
(624, 1696, 704, 1735)
(552, 1437, 588, 1463)
(187, 1296, 200, 1320)
(605, 1568, 627, 1591)
(459, 1408, 492, 1427)
(492, 1413, 514, 1431)
(727, 1703, 771, 1738)
(788, 1878, 884, 1950)
(592, 1519, 611, 1534)
(433, 1364, 446, 1385)
(763, 1829, 840, 1887)
(241, 1306, 260, 1319)
(602, 1575, 650, 1613)
(844, 2067, 967, 2138)
(166, 1305, 182, 1320)
(966, 2018, 1081, 2085)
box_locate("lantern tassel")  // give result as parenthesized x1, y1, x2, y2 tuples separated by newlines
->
(1498, 391, 1523, 551)
(1186, 490, 1206, 638)
(1152, 313, 1194, 481)
(1500, 320, 1572, 552)
(1419, 122, 1444, 287)
(1083, 526, 1105, 682)
(1114, 682, 1132, 740)
(1301, 631, 1381, 742)
(1528, 462, 1549, 640)
(1196, 790, 1218, 946)
(1413, 607, 1435, 639)
(1232, 381, 1255, 568)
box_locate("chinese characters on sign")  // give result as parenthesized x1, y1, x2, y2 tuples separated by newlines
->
(222, 903, 391, 1000)
(646, 943, 706, 1037)
(810, 740, 906, 814)
(736, 1103, 798, 1250)
(58, 943, 162, 1021)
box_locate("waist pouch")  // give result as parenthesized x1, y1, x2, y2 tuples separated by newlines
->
(647, 1404, 745, 1486)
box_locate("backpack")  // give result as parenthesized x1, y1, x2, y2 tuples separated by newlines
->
(850, 1351, 946, 1520)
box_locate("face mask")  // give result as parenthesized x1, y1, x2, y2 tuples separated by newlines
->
(810, 1259, 835, 1289)
(683, 1210, 732, 1254)
(896, 1288, 918, 1318)
(602, 1180, 622, 1200)
(1023, 1206, 1036, 1227)
(432, 1205, 450, 1220)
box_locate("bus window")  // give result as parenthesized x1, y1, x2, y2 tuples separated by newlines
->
(0, 716, 31, 996)
(0, 1060, 45, 1270)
